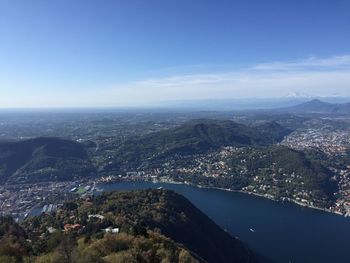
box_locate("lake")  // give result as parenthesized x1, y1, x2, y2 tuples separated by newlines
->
(99, 181, 350, 263)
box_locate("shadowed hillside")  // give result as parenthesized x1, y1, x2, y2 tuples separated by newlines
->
(0, 137, 95, 184)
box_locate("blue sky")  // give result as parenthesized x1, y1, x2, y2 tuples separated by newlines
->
(1, 0, 350, 107)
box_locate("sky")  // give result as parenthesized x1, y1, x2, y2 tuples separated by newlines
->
(0, 0, 350, 108)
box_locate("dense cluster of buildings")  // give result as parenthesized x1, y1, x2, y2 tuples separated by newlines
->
(281, 128, 350, 155)
(0, 181, 93, 220)
(332, 166, 350, 215)
(281, 127, 350, 214)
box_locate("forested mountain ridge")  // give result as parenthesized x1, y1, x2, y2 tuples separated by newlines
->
(0, 137, 95, 185)
(108, 119, 291, 171)
(0, 189, 256, 263)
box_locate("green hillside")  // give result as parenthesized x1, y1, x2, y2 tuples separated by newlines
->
(0, 137, 95, 184)
(227, 146, 337, 206)
(107, 119, 291, 171)
(171, 145, 336, 207)
(0, 189, 256, 263)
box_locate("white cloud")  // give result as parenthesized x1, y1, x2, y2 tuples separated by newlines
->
(1, 55, 350, 108)
(252, 55, 350, 71)
(98, 55, 350, 106)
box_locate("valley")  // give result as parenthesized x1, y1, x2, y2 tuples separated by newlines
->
(1, 101, 350, 218)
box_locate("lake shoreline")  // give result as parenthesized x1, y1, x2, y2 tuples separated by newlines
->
(111, 178, 344, 217)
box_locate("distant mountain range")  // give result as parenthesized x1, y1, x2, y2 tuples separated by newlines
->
(277, 99, 350, 114)
(156, 97, 350, 111)
(0, 137, 95, 185)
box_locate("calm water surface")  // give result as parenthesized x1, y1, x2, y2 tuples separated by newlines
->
(100, 181, 350, 263)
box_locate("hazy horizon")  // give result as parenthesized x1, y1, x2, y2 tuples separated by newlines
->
(1, 0, 350, 108)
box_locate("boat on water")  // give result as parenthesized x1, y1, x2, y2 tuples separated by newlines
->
(249, 228, 255, 233)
